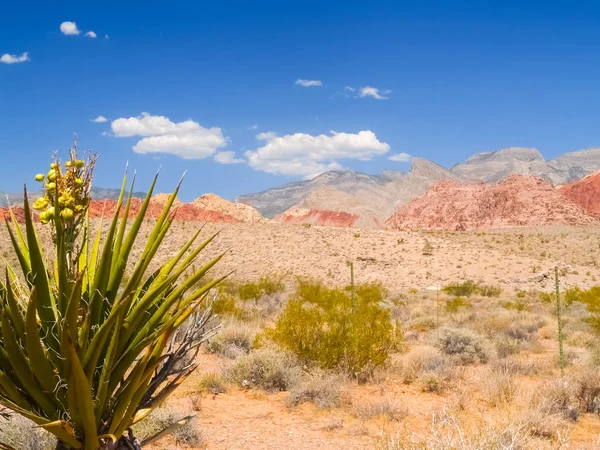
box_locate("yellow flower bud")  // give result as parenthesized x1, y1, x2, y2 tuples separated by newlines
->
(39, 211, 49, 224)
(35, 174, 44, 182)
(75, 160, 84, 168)
(47, 170, 57, 182)
(75, 204, 84, 212)
(60, 208, 74, 220)
(46, 182, 56, 191)
(32, 197, 48, 210)
(46, 207, 55, 218)
(50, 163, 58, 170)
(65, 161, 72, 167)
(74, 178, 83, 187)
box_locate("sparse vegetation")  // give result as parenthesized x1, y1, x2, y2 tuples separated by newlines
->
(225, 348, 302, 392)
(433, 326, 490, 364)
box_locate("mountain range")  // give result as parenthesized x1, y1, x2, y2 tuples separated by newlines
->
(237, 147, 600, 227)
(0, 186, 146, 208)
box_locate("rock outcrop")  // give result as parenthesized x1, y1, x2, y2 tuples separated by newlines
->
(558, 172, 600, 218)
(386, 175, 597, 231)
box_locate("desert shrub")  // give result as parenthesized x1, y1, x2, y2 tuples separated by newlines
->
(263, 280, 396, 377)
(198, 371, 228, 394)
(410, 316, 437, 332)
(482, 366, 519, 406)
(478, 284, 502, 297)
(400, 347, 456, 393)
(533, 379, 578, 420)
(353, 397, 408, 421)
(0, 415, 56, 450)
(286, 372, 343, 408)
(495, 335, 522, 358)
(491, 358, 541, 376)
(445, 296, 470, 313)
(572, 368, 600, 413)
(378, 410, 532, 449)
(574, 286, 600, 331)
(133, 407, 202, 447)
(501, 300, 529, 312)
(211, 291, 239, 315)
(225, 348, 301, 392)
(432, 327, 489, 364)
(207, 321, 256, 358)
(442, 280, 479, 297)
(238, 275, 285, 302)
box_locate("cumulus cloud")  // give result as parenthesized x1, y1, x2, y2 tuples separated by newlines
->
(0, 52, 30, 64)
(85, 31, 97, 38)
(245, 130, 390, 177)
(111, 112, 227, 159)
(60, 21, 80, 35)
(214, 151, 245, 164)
(295, 79, 323, 87)
(388, 153, 412, 162)
(91, 115, 107, 123)
(359, 86, 390, 100)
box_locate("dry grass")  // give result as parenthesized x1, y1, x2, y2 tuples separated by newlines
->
(353, 397, 408, 422)
(286, 372, 344, 408)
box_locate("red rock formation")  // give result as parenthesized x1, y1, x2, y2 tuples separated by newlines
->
(386, 175, 597, 231)
(275, 207, 359, 227)
(558, 172, 600, 218)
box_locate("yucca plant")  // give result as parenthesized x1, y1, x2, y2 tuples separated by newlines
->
(0, 147, 225, 449)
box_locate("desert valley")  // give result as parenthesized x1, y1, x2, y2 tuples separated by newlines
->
(2, 147, 600, 449)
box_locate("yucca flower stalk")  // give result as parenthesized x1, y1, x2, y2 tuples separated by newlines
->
(0, 146, 225, 449)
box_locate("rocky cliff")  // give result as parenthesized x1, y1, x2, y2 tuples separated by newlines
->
(386, 175, 597, 231)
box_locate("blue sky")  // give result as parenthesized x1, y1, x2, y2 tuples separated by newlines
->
(2, 0, 600, 200)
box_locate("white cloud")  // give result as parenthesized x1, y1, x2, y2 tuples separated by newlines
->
(295, 79, 323, 87)
(91, 115, 107, 123)
(111, 112, 227, 159)
(85, 31, 97, 38)
(246, 130, 390, 177)
(214, 151, 245, 164)
(344, 86, 355, 92)
(60, 21, 80, 35)
(388, 153, 412, 162)
(359, 86, 390, 100)
(248, 124, 258, 130)
(0, 52, 30, 64)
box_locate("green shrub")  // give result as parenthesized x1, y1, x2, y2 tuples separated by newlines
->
(478, 284, 502, 297)
(442, 280, 479, 297)
(445, 297, 470, 313)
(238, 275, 285, 302)
(198, 371, 228, 394)
(263, 280, 395, 377)
(502, 300, 529, 312)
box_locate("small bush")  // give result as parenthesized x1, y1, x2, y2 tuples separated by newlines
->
(286, 372, 343, 408)
(432, 327, 489, 364)
(445, 297, 470, 313)
(495, 336, 522, 358)
(442, 280, 479, 297)
(263, 280, 396, 378)
(238, 275, 285, 302)
(573, 368, 600, 413)
(198, 371, 228, 394)
(208, 322, 256, 358)
(478, 284, 502, 297)
(225, 349, 301, 392)
(400, 347, 456, 393)
(501, 300, 529, 312)
(353, 397, 408, 421)
(482, 366, 518, 406)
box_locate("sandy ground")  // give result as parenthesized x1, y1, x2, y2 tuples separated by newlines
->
(145, 221, 600, 293)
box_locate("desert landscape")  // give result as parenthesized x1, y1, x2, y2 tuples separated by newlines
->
(2, 147, 600, 449)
